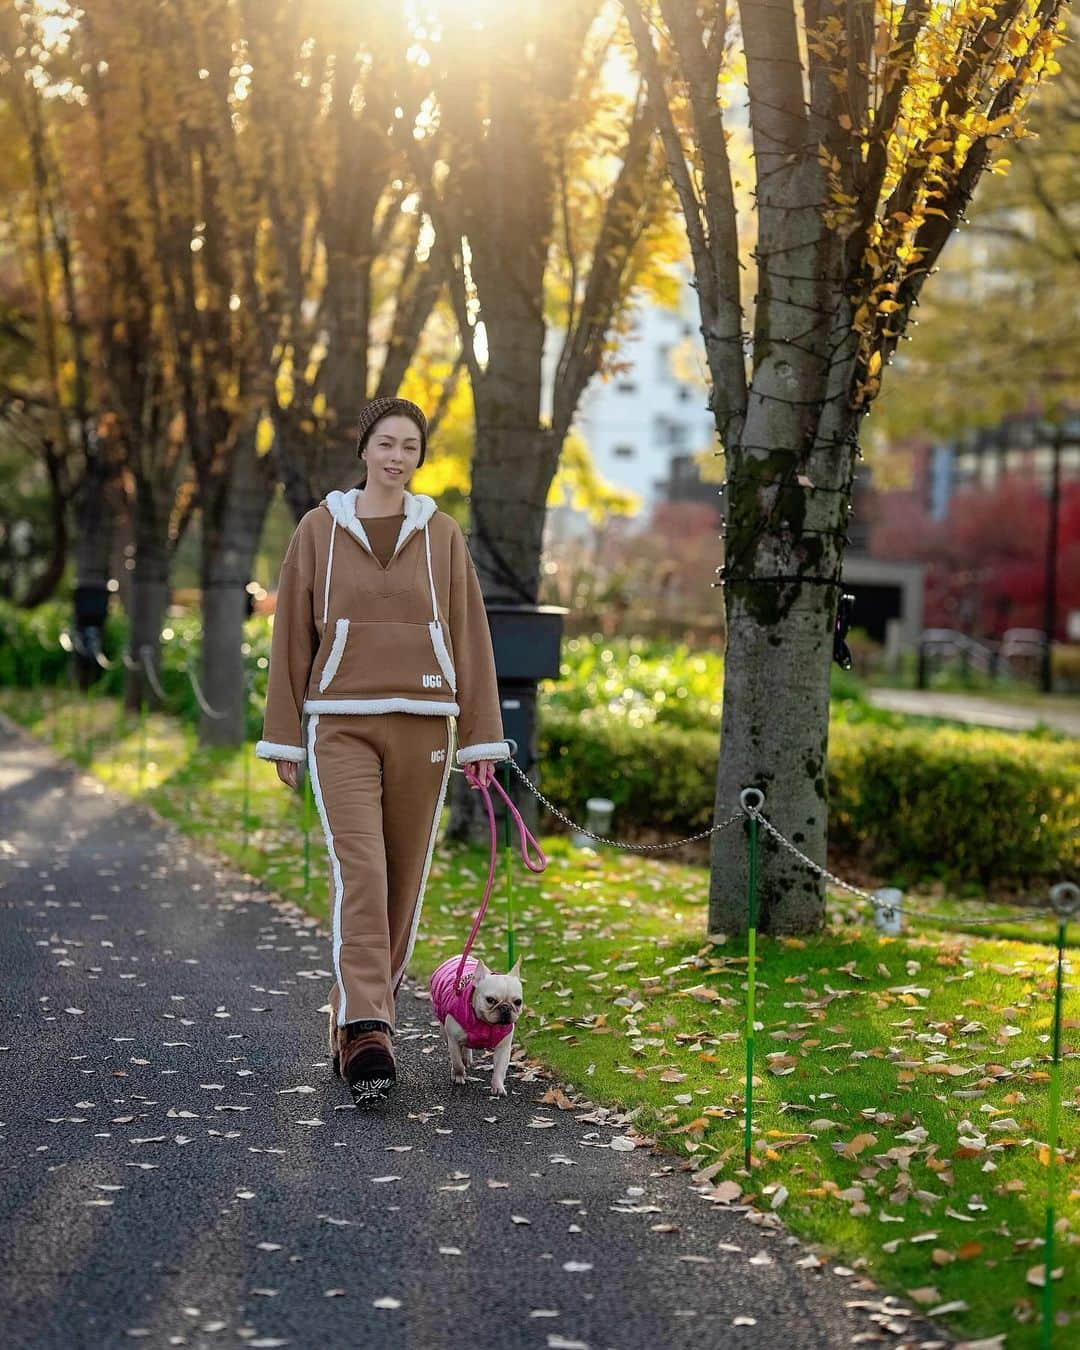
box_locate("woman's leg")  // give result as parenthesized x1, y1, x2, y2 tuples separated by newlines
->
(381, 715, 455, 998)
(306, 713, 395, 1030)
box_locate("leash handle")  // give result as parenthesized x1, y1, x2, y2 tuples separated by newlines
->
(453, 764, 547, 991)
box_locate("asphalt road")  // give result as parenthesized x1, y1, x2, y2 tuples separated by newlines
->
(0, 715, 952, 1350)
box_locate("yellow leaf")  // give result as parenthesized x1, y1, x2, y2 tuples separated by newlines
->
(867, 350, 882, 377)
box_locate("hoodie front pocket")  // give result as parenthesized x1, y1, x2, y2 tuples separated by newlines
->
(317, 618, 350, 692)
(314, 620, 457, 703)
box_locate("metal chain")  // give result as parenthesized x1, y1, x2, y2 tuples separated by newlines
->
(184, 663, 228, 719)
(505, 758, 743, 852)
(743, 803, 1058, 927)
(139, 645, 169, 703)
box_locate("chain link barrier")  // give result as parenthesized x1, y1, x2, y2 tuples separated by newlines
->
(184, 661, 228, 720)
(138, 645, 169, 704)
(503, 756, 744, 852)
(488, 757, 1065, 931)
(738, 794, 1061, 928)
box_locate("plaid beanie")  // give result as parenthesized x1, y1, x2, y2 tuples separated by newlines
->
(356, 397, 427, 466)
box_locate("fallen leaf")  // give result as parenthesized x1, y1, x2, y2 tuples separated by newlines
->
(841, 1132, 877, 1158)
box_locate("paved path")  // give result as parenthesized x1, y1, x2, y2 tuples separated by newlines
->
(0, 717, 950, 1350)
(867, 688, 1080, 737)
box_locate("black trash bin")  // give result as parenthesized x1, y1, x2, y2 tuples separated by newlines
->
(485, 604, 567, 774)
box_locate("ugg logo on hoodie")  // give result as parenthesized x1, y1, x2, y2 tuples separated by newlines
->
(431, 748, 446, 763)
(422, 673, 443, 689)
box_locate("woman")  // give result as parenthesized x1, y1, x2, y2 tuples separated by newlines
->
(255, 396, 509, 1102)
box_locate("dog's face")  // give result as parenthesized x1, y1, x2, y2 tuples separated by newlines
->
(470, 957, 523, 1027)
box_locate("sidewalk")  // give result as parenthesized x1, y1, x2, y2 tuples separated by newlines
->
(867, 688, 1080, 737)
(0, 717, 950, 1350)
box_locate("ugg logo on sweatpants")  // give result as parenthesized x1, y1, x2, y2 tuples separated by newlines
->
(430, 748, 446, 763)
(422, 673, 443, 689)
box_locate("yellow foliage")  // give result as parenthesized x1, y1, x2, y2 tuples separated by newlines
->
(546, 433, 642, 524)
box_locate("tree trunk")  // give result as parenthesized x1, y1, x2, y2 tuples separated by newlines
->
(72, 437, 114, 595)
(708, 379, 862, 935)
(125, 478, 172, 712)
(446, 400, 556, 840)
(198, 437, 275, 745)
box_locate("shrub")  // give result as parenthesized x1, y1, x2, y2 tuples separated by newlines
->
(827, 722, 1078, 887)
(539, 708, 1078, 888)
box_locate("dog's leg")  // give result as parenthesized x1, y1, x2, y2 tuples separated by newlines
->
(490, 1029, 514, 1097)
(444, 1015, 468, 1085)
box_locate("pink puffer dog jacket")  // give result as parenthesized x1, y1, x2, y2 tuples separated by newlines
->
(429, 955, 514, 1052)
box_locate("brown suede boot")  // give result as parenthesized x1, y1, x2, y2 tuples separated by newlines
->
(339, 1022, 396, 1103)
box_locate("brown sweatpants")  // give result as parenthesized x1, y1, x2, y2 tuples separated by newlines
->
(306, 712, 454, 1031)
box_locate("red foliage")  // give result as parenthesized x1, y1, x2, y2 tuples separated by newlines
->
(869, 475, 1080, 639)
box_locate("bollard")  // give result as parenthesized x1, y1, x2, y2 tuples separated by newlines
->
(572, 796, 614, 848)
(740, 787, 764, 1171)
(873, 887, 904, 936)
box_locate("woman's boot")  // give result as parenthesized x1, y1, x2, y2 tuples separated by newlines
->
(339, 1020, 396, 1103)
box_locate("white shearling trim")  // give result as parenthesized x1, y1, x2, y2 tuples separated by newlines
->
(322, 518, 337, 622)
(307, 715, 350, 1027)
(322, 488, 437, 561)
(255, 740, 306, 762)
(428, 620, 457, 693)
(318, 618, 350, 692)
(392, 717, 454, 993)
(303, 697, 460, 716)
(456, 741, 512, 765)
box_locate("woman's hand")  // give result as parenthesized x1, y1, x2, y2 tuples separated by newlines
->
(465, 759, 497, 789)
(276, 759, 300, 791)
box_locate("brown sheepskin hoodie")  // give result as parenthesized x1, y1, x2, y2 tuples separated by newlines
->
(255, 489, 510, 768)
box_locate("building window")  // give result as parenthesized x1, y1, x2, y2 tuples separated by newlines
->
(677, 385, 691, 402)
(656, 345, 673, 381)
(616, 379, 638, 394)
(613, 443, 636, 459)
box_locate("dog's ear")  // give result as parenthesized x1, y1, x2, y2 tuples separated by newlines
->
(473, 958, 489, 981)
(509, 957, 522, 978)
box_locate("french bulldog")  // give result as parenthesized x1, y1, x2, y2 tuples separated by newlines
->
(429, 954, 523, 1097)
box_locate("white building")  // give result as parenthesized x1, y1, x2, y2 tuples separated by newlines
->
(546, 268, 716, 523)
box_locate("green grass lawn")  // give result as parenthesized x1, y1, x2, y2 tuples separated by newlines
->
(4, 685, 1077, 1348)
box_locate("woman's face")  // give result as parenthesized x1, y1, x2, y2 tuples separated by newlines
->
(362, 415, 423, 488)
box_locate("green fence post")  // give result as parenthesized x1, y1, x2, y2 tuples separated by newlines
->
(84, 667, 96, 764)
(741, 787, 763, 1173)
(30, 643, 42, 721)
(302, 765, 314, 905)
(1041, 881, 1077, 1349)
(502, 759, 515, 970)
(241, 737, 251, 858)
(138, 686, 147, 791)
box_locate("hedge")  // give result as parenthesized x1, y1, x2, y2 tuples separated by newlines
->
(540, 708, 1079, 888)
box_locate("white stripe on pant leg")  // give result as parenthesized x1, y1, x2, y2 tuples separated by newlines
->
(392, 717, 455, 992)
(307, 713, 350, 1027)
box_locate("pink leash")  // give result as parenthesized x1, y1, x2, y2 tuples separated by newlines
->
(453, 766, 547, 992)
